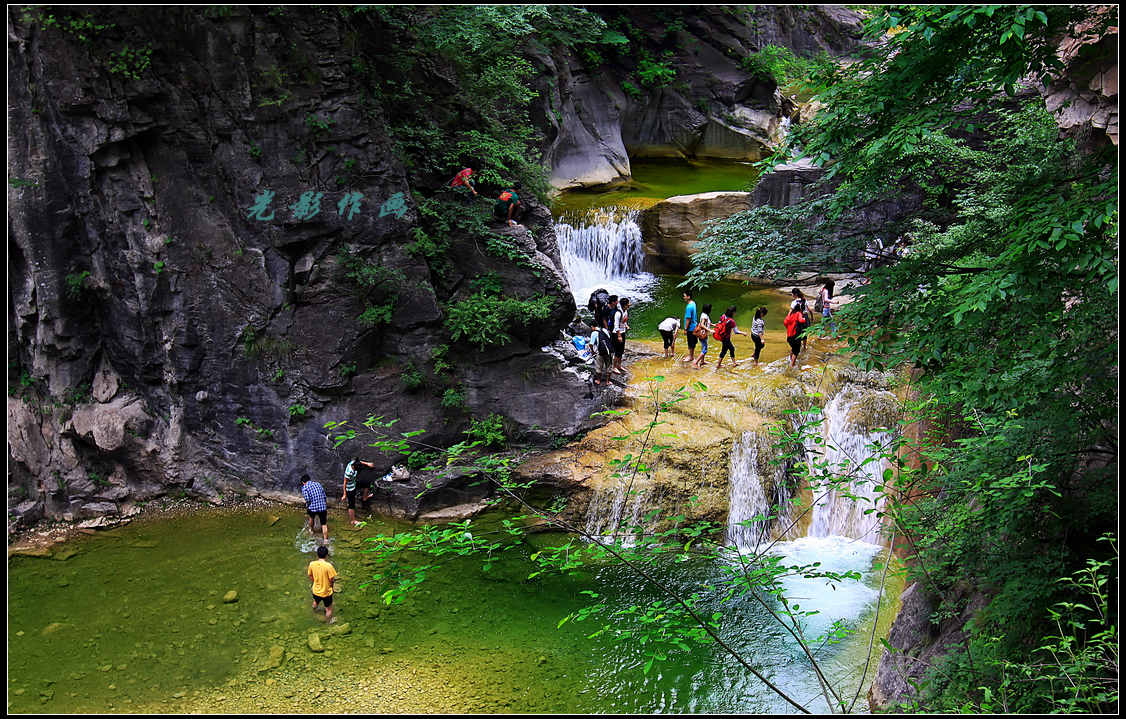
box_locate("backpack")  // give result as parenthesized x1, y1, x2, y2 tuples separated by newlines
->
(713, 316, 732, 341)
(814, 294, 824, 314)
(595, 328, 612, 358)
(499, 190, 514, 203)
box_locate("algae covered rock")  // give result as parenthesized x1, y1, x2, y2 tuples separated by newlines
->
(307, 633, 325, 653)
(222, 590, 238, 604)
(329, 622, 351, 636)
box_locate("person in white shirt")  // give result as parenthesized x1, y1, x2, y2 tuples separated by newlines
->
(611, 298, 630, 374)
(657, 317, 679, 359)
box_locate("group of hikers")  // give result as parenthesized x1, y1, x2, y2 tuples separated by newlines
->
(297, 458, 410, 623)
(447, 166, 523, 226)
(585, 290, 631, 386)
(657, 280, 837, 371)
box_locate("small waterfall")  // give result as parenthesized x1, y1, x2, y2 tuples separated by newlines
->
(727, 431, 800, 552)
(806, 389, 896, 542)
(583, 477, 650, 546)
(555, 207, 654, 306)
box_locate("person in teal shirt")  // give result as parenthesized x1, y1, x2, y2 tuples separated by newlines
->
(682, 291, 698, 364)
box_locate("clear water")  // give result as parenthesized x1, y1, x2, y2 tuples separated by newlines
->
(551, 158, 761, 220)
(8, 506, 900, 713)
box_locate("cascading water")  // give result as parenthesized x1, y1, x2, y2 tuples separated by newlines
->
(726, 431, 799, 551)
(806, 388, 897, 542)
(583, 477, 651, 546)
(554, 206, 655, 306)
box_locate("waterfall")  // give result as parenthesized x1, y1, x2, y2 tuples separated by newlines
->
(726, 431, 796, 551)
(583, 477, 650, 546)
(806, 389, 896, 542)
(554, 206, 655, 306)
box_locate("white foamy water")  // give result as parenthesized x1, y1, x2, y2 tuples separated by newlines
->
(806, 390, 896, 542)
(583, 477, 651, 547)
(555, 206, 657, 306)
(766, 535, 884, 639)
(726, 430, 798, 551)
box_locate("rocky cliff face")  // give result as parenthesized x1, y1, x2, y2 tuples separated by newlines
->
(533, 6, 863, 190)
(6, 7, 619, 527)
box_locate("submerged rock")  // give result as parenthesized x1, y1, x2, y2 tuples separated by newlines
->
(307, 633, 325, 653)
(222, 590, 238, 604)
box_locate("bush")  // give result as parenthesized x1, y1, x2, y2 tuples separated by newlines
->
(441, 386, 466, 410)
(446, 293, 554, 350)
(637, 52, 676, 87)
(465, 413, 506, 448)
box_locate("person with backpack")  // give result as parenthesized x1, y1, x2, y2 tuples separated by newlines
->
(590, 325, 613, 386)
(750, 306, 768, 367)
(657, 316, 680, 359)
(495, 188, 522, 226)
(342, 457, 377, 526)
(447, 167, 479, 200)
(611, 297, 630, 375)
(692, 303, 713, 369)
(817, 279, 835, 336)
(783, 304, 806, 367)
(791, 288, 812, 351)
(713, 305, 746, 370)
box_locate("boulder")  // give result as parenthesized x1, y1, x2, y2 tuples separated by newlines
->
(307, 633, 325, 653)
(78, 502, 120, 518)
(639, 192, 755, 273)
(68, 396, 152, 453)
(750, 158, 825, 208)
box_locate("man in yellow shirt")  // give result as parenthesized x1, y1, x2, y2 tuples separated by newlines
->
(307, 545, 338, 623)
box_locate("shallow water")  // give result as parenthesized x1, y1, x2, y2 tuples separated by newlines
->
(552, 158, 760, 220)
(8, 505, 900, 713)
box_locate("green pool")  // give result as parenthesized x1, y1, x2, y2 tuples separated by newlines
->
(8, 505, 899, 713)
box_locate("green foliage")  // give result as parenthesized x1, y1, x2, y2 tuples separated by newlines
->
(445, 292, 554, 350)
(248, 143, 262, 159)
(440, 386, 465, 411)
(64, 271, 91, 301)
(152, 261, 165, 275)
(106, 45, 153, 81)
(8, 177, 39, 188)
(636, 52, 676, 87)
(339, 363, 358, 379)
(464, 414, 506, 449)
(620, 80, 642, 100)
(304, 114, 332, 133)
(430, 345, 452, 375)
(690, 5, 1117, 712)
(339, 249, 406, 328)
(241, 327, 294, 362)
(400, 362, 424, 392)
(235, 416, 275, 442)
(288, 404, 308, 418)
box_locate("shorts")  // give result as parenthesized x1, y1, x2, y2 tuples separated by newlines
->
(613, 335, 626, 358)
(313, 592, 334, 608)
(686, 331, 698, 350)
(659, 329, 675, 349)
(345, 489, 358, 509)
(594, 352, 610, 375)
(306, 509, 327, 525)
(787, 336, 803, 356)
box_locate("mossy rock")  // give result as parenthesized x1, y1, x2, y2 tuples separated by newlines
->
(307, 633, 324, 653)
(222, 590, 239, 604)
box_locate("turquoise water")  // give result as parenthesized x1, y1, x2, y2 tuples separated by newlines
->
(8, 506, 898, 713)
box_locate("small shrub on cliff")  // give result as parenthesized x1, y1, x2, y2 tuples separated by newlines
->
(465, 414, 507, 448)
(636, 52, 676, 87)
(445, 293, 554, 350)
(440, 386, 466, 411)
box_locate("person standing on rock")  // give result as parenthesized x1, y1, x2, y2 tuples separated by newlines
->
(308, 545, 338, 624)
(301, 474, 329, 544)
(818, 279, 836, 336)
(682, 291, 699, 364)
(342, 457, 377, 526)
(611, 297, 630, 375)
(657, 316, 680, 359)
(692, 303, 713, 369)
(495, 188, 522, 227)
(783, 304, 806, 367)
(750, 306, 768, 367)
(713, 305, 746, 370)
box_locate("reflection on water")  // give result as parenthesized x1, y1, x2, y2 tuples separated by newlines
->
(8, 506, 899, 714)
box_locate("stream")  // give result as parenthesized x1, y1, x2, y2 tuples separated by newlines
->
(9, 158, 903, 714)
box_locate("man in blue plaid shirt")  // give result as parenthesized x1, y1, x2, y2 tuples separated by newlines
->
(300, 474, 329, 543)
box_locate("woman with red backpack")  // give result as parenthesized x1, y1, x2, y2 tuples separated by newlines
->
(713, 305, 746, 370)
(783, 304, 807, 367)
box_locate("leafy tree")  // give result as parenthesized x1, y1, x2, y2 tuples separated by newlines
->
(687, 5, 1117, 712)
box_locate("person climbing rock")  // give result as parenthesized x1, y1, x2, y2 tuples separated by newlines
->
(494, 188, 522, 226)
(342, 457, 377, 525)
(448, 167, 478, 200)
(300, 474, 329, 544)
(307, 545, 338, 624)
